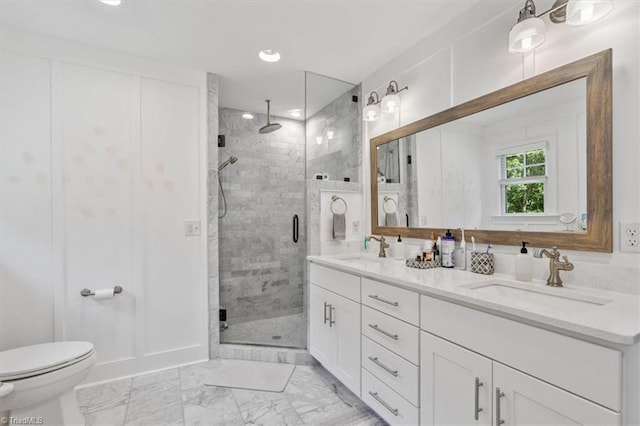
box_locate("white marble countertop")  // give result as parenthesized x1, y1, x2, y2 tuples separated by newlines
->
(307, 254, 640, 346)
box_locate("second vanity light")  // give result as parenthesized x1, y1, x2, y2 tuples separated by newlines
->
(362, 80, 408, 122)
(509, 0, 613, 53)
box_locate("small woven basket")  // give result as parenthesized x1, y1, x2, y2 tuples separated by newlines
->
(406, 258, 441, 269)
(470, 252, 495, 275)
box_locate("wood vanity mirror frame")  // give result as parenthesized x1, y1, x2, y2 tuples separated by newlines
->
(370, 49, 612, 252)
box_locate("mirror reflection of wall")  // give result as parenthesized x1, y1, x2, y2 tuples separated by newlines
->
(305, 72, 361, 182)
(377, 78, 587, 232)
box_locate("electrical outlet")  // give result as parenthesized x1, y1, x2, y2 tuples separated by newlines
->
(185, 221, 201, 236)
(620, 222, 640, 252)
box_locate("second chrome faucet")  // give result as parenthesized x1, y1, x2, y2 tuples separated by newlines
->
(366, 235, 389, 258)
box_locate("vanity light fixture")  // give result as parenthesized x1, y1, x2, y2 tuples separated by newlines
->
(381, 80, 408, 114)
(325, 127, 336, 140)
(316, 136, 323, 145)
(258, 49, 281, 63)
(362, 92, 381, 122)
(99, 0, 121, 5)
(241, 113, 254, 120)
(509, 0, 613, 53)
(289, 109, 303, 118)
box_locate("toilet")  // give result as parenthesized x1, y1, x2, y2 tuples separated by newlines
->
(0, 341, 96, 425)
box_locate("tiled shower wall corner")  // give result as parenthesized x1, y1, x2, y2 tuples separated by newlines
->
(218, 108, 306, 326)
(207, 73, 220, 359)
(306, 85, 362, 183)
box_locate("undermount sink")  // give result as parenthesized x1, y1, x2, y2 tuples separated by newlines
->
(460, 281, 612, 309)
(337, 256, 385, 267)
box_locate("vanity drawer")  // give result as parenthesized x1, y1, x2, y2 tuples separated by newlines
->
(362, 336, 419, 406)
(420, 295, 622, 411)
(362, 305, 419, 365)
(309, 263, 360, 302)
(362, 278, 419, 325)
(362, 368, 419, 426)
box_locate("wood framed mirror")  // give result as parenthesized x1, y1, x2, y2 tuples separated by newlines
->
(370, 49, 612, 252)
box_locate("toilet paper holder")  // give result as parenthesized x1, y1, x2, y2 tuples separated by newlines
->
(80, 286, 123, 297)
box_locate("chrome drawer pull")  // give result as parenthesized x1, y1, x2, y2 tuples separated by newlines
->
(368, 324, 399, 340)
(368, 356, 399, 377)
(496, 387, 505, 425)
(368, 391, 399, 416)
(323, 302, 330, 324)
(329, 305, 336, 327)
(368, 294, 399, 307)
(474, 377, 484, 420)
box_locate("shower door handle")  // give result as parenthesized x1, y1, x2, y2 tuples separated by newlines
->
(293, 214, 299, 243)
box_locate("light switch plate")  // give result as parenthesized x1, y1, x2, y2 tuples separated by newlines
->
(185, 221, 201, 236)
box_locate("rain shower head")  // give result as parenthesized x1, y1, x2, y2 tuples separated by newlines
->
(218, 156, 238, 172)
(258, 99, 282, 134)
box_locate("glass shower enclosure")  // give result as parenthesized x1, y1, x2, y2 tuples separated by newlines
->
(218, 72, 358, 348)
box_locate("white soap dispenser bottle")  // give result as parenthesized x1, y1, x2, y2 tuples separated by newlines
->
(515, 241, 533, 282)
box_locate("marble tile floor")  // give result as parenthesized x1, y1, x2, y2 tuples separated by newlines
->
(76, 360, 387, 426)
(221, 313, 306, 349)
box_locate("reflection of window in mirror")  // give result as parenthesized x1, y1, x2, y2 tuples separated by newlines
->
(500, 146, 547, 214)
(495, 139, 557, 218)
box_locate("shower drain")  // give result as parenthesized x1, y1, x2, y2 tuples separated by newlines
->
(272, 335, 282, 340)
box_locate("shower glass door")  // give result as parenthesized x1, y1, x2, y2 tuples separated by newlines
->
(218, 71, 358, 348)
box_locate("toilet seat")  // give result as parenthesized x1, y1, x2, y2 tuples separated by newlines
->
(0, 341, 95, 382)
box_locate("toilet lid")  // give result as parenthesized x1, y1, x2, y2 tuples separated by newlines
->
(0, 341, 94, 381)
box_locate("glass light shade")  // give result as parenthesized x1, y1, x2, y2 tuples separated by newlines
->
(316, 136, 323, 145)
(566, 0, 613, 25)
(258, 49, 281, 62)
(508, 16, 546, 53)
(325, 127, 336, 140)
(381, 93, 400, 113)
(363, 103, 381, 122)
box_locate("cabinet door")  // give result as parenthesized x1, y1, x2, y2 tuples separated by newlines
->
(309, 284, 335, 368)
(493, 363, 620, 426)
(334, 294, 361, 396)
(421, 331, 492, 426)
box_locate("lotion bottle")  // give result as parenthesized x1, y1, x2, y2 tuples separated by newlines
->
(441, 229, 455, 268)
(515, 241, 533, 281)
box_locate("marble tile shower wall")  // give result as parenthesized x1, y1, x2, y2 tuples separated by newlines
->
(218, 108, 306, 325)
(306, 85, 362, 182)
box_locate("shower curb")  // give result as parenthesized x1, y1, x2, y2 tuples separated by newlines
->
(219, 344, 317, 366)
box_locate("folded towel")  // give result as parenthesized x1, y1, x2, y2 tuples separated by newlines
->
(385, 212, 398, 227)
(333, 213, 346, 240)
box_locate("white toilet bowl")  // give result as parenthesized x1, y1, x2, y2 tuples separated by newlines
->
(0, 342, 96, 425)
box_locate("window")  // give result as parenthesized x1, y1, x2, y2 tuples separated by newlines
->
(500, 147, 547, 214)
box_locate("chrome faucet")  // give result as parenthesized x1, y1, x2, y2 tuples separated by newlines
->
(533, 247, 574, 287)
(366, 235, 389, 258)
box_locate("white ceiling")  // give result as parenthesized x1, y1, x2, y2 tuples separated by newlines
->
(0, 0, 479, 118)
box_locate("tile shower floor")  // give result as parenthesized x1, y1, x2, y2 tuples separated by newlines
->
(221, 313, 306, 348)
(76, 360, 386, 425)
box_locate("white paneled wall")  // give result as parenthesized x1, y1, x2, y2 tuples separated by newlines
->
(0, 52, 54, 349)
(0, 32, 208, 383)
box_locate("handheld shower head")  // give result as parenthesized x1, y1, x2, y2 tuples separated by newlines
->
(258, 99, 282, 134)
(218, 156, 238, 172)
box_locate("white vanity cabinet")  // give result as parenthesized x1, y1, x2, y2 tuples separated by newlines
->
(309, 264, 361, 395)
(420, 295, 622, 425)
(420, 331, 619, 426)
(307, 258, 638, 426)
(361, 278, 420, 425)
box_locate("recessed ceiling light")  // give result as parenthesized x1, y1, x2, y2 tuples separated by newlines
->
(99, 0, 121, 5)
(259, 49, 281, 63)
(289, 109, 302, 118)
(241, 113, 254, 120)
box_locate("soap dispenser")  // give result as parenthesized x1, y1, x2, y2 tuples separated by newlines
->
(395, 235, 404, 260)
(515, 241, 533, 281)
(441, 230, 455, 268)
